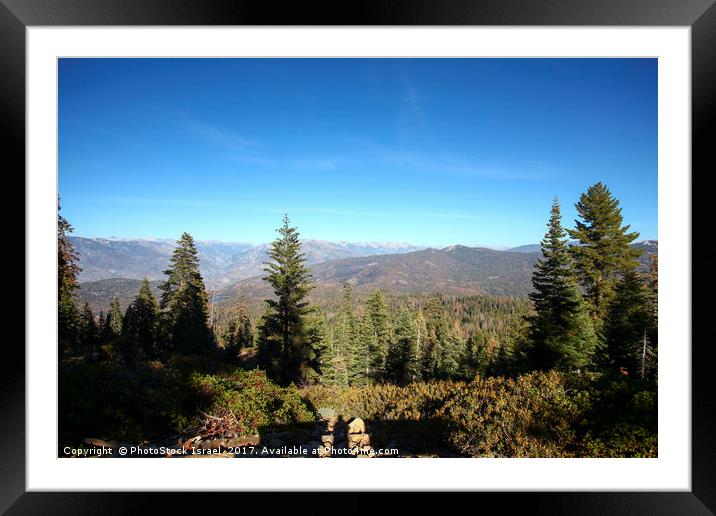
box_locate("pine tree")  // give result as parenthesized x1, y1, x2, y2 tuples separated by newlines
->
(333, 283, 364, 386)
(78, 302, 98, 354)
(366, 289, 390, 382)
(223, 320, 239, 355)
(100, 309, 114, 343)
(303, 313, 331, 384)
(122, 278, 159, 359)
(222, 304, 253, 362)
(603, 269, 656, 377)
(527, 198, 597, 371)
(107, 298, 123, 338)
(256, 304, 282, 379)
(420, 298, 451, 379)
(261, 215, 314, 384)
(160, 232, 213, 355)
(348, 316, 370, 387)
(647, 254, 658, 327)
(459, 334, 487, 379)
(568, 182, 642, 326)
(58, 198, 81, 355)
(387, 307, 419, 385)
(441, 333, 465, 380)
(235, 304, 253, 349)
(318, 326, 339, 386)
(97, 311, 106, 341)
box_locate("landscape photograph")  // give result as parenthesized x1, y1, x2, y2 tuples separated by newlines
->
(58, 57, 658, 459)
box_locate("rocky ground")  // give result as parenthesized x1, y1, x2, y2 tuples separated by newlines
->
(76, 415, 421, 459)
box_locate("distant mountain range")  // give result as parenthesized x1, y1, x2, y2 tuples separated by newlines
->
(70, 237, 424, 287)
(75, 237, 657, 313)
(229, 245, 540, 300)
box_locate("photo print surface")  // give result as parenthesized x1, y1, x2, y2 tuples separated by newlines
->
(57, 58, 658, 459)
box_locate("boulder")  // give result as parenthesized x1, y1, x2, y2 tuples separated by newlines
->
(347, 417, 366, 434)
(348, 433, 370, 449)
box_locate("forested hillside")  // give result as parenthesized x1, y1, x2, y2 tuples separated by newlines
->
(58, 183, 658, 458)
(77, 240, 657, 312)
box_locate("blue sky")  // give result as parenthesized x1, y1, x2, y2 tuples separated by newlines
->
(58, 58, 657, 248)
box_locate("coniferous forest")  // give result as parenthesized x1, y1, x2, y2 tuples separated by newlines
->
(58, 182, 658, 458)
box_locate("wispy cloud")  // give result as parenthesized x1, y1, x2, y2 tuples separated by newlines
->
(404, 79, 425, 125)
(400, 71, 431, 138)
(186, 121, 261, 152)
(372, 145, 557, 181)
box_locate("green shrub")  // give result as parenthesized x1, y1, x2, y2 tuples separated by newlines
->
(189, 369, 314, 435)
(59, 359, 191, 446)
(582, 423, 658, 457)
(59, 354, 656, 458)
(437, 371, 579, 457)
(575, 376, 657, 458)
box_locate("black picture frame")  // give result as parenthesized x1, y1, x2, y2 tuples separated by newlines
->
(3, 0, 712, 513)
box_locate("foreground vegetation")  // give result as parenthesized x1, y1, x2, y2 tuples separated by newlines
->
(57, 182, 658, 457)
(59, 357, 656, 457)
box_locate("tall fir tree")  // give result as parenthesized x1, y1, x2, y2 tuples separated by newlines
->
(318, 325, 339, 386)
(348, 316, 371, 387)
(97, 311, 106, 340)
(303, 313, 331, 384)
(78, 302, 98, 354)
(256, 304, 282, 379)
(159, 232, 213, 354)
(366, 289, 390, 382)
(107, 298, 124, 338)
(261, 215, 314, 384)
(568, 182, 642, 326)
(222, 304, 253, 362)
(603, 269, 656, 378)
(645, 254, 658, 377)
(387, 307, 420, 384)
(58, 198, 81, 355)
(442, 333, 465, 380)
(647, 254, 658, 328)
(420, 298, 451, 379)
(527, 198, 597, 371)
(99, 309, 114, 343)
(458, 333, 487, 379)
(122, 278, 159, 359)
(333, 283, 361, 386)
(234, 304, 254, 349)
(223, 320, 239, 355)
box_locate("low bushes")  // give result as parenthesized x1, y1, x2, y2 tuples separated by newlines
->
(59, 357, 314, 448)
(189, 369, 314, 435)
(58, 359, 192, 446)
(300, 371, 657, 458)
(59, 356, 657, 457)
(577, 377, 658, 458)
(301, 381, 468, 422)
(437, 371, 579, 457)
(301, 372, 577, 457)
